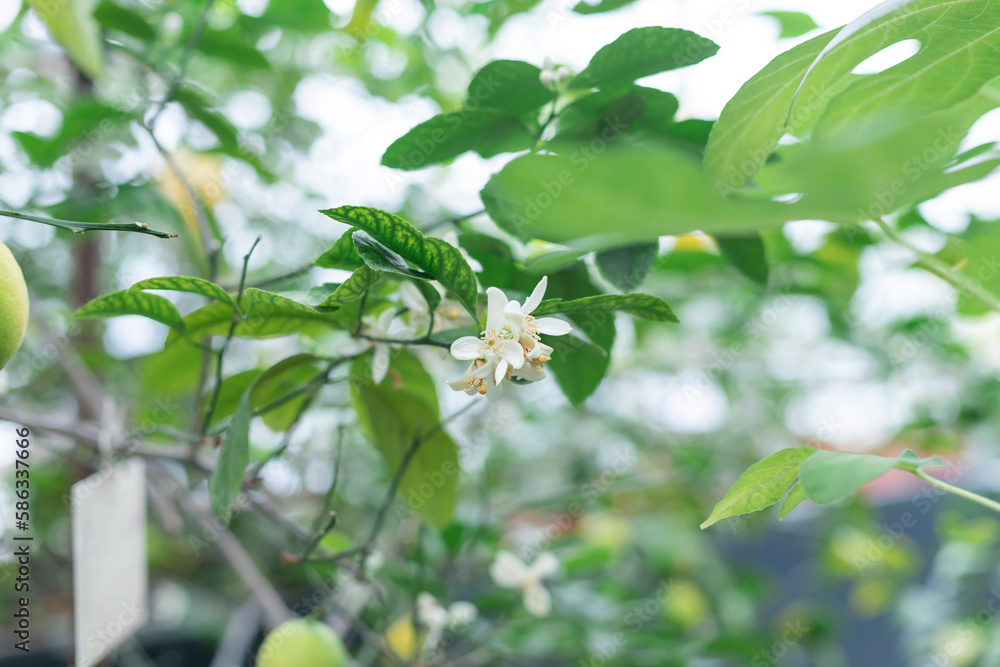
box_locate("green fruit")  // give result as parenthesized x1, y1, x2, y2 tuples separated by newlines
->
(256, 618, 346, 667)
(0, 242, 28, 371)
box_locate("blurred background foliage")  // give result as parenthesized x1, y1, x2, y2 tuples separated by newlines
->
(3, 0, 1000, 666)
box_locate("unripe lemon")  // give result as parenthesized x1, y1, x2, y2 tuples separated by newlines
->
(256, 618, 346, 667)
(0, 241, 28, 371)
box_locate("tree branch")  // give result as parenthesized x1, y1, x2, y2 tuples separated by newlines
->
(0, 209, 176, 239)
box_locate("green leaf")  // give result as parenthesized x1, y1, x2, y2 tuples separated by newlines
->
(573, 0, 638, 15)
(758, 90, 999, 221)
(350, 354, 458, 528)
(381, 108, 534, 170)
(555, 85, 679, 144)
(27, 0, 105, 80)
(198, 28, 271, 69)
(715, 233, 769, 286)
(93, 1, 156, 39)
(314, 228, 364, 270)
(595, 242, 659, 291)
(174, 87, 239, 150)
(480, 149, 795, 243)
(315, 265, 381, 311)
(570, 27, 719, 89)
(779, 482, 809, 520)
(207, 369, 262, 425)
(130, 276, 236, 308)
(547, 329, 612, 406)
(210, 385, 252, 521)
(251, 354, 322, 431)
(759, 11, 819, 39)
(353, 232, 432, 279)
(320, 206, 479, 316)
(167, 289, 342, 342)
(707, 0, 1000, 193)
(467, 60, 551, 114)
(799, 450, 898, 505)
(701, 448, 815, 529)
(75, 290, 183, 328)
(894, 448, 948, 472)
(458, 232, 515, 288)
(534, 294, 678, 322)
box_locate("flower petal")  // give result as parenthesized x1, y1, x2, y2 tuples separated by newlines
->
(505, 312, 525, 339)
(522, 581, 552, 617)
(528, 551, 560, 578)
(447, 601, 478, 627)
(450, 336, 484, 360)
(485, 287, 509, 332)
(524, 276, 548, 314)
(372, 344, 390, 385)
(489, 550, 529, 588)
(494, 358, 509, 384)
(499, 340, 525, 369)
(534, 317, 572, 336)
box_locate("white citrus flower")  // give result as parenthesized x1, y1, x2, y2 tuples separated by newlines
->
(449, 287, 524, 384)
(361, 308, 396, 384)
(446, 358, 504, 401)
(415, 593, 478, 651)
(504, 276, 572, 342)
(398, 281, 473, 334)
(489, 550, 559, 617)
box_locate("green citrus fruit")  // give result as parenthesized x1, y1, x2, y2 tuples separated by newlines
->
(0, 241, 28, 371)
(256, 618, 346, 667)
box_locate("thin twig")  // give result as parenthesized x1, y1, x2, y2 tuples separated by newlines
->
(148, 0, 221, 126)
(298, 512, 339, 561)
(0, 209, 176, 239)
(419, 208, 486, 232)
(200, 236, 261, 435)
(358, 333, 451, 349)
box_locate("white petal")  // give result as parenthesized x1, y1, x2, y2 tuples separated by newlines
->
(447, 602, 478, 627)
(528, 551, 560, 578)
(522, 581, 552, 617)
(490, 550, 529, 587)
(505, 312, 525, 339)
(485, 379, 503, 401)
(397, 281, 428, 313)
(485, 287, 509, 332)
(511, 363, 546, 382)
(499, 340, 525, 369)
(524, 276, 548, 314)
(375, 307, 395, 334)
(534, 317, 571, 336)
(494, 358, 509, 384)
(450, 336, 484, 360)
(372, 345, 390, 385)
(471, 357, 498, 379)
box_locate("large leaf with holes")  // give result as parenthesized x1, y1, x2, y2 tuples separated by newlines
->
(320, 206, 479, 316)
(706, 0, 1000, 194)
(350, 353, 457, 529)
(570, 27, 719, 89)
(757, 88, 1000, 222)
(481, 149, 796, 242)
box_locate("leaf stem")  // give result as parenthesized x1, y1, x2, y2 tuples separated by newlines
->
(913, 468, 1000, 515)
(0, 209, 176, 239)
(872, 217, 1000, 313)
(200, 236, 261, 435)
